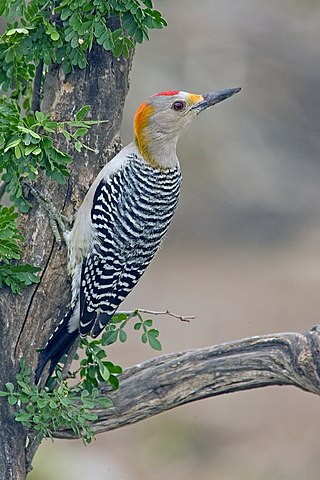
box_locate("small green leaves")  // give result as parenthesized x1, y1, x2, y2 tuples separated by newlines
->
(0, 380, 19, 406)
(0, 206, 22, 261)
(0, 101, 97, 295)
(0, 101, 100, 296)
(134, 317, 162, 351)
(0, 0, 167, 98)
(94, 18, 113, 51)
(6, 28, 29, 37)
(0, 358, 113, 444)
(0, 263, 41, 294)
(78, 337, 122, 392)
(0, 310, 165, 444)
(0, 205, 41, 293)
(102, 310, 162, 351)
(0, 99, 96, 213)
(72, 310, 162, 397)
(44, 22, 60, 42)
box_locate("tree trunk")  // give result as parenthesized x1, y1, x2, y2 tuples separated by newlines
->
(0, 42, 133, 479)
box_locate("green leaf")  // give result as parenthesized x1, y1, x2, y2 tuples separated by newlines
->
(61, 129, 71, 140)
(15, 412, 31, 422)
(147, 328, 159, 337)
(96, 349, 106, 360)
(108, 375, 119, 390)
(97, 397, 113, 409)
(147, 334, 162, 351)
(4, 138, 21, 152)
(5, 382, 14, 393)
(0, 1, 5, 16)
(111, 312, 128, 323)
(142, 0, 153, 7)
(75, 105, 91, 121)
(37, 398, 49, 409)
(74, 128, 88, 138)
(83, 412, 98, 421)
(80, 389, 89, 399)
(108, 364, 122, 375)
(35, 111, 45, 123)
(6, 28, 29, 36)
(14, 144, 21, 159)
(141, 332, 147, 344)
(102, 330, 118, 345)
(113, 39, 123, 58)
(24, 145, 36, 155)
(98, 363, 110, 382)
(134, 28, 143, 44)
(8, 395, 18, 405)
(51, 32, 60, 41)
(119, 329, 127, 343)
(74, 140, 82, 152)
(17, 126, 41, 139)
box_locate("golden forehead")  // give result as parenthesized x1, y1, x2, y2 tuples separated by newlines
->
(187, 93, 203, 104)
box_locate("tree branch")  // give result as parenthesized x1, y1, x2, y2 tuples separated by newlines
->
(31, 60, 44, 113)
(0, 181, 6, 202)
(54, 326, 320, 439)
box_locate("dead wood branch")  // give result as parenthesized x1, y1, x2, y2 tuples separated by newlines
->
(54, 326, 320, 439)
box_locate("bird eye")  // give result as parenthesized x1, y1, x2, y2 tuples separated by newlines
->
(171, 101, 186, 112)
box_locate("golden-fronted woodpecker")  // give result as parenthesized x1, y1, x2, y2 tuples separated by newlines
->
(35, 87, 241, 383)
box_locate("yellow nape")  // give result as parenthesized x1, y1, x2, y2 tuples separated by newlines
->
(134, 101, 156, 165)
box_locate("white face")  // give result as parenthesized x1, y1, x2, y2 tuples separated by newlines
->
(146, 91, 204, 138)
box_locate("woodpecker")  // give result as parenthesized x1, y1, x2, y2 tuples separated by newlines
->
(35, 87, 241, 383)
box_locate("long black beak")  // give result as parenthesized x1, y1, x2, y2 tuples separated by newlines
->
(193, 87, 241, 112)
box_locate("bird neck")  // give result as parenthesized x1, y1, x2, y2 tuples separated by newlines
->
(134, 101, 179, 170)
(134, 133, 179, 170)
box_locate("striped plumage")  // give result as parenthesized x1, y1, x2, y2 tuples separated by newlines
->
(81, 154, 182, 337)
(35, 87, 240, 383)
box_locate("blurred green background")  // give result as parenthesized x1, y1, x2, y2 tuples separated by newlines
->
(30, 0, 320, 478)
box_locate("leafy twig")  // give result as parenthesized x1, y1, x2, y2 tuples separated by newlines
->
(0, 358, 112, 445)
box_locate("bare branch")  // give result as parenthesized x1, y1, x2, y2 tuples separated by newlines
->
(120, 308, 195, 323)
(53, 326, 320, 439)
(138, 308, 195, 322)
(0, 181, 6, 202)
(31, 60, 44, 113)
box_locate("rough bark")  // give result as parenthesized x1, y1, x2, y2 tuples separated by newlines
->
(0, 40, 133, 479)
(54, 326, 320, 439)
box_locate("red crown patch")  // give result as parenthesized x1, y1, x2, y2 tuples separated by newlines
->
(154, 91, 179, 97)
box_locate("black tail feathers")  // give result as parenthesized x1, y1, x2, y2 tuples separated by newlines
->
(35, 309, 79, 385)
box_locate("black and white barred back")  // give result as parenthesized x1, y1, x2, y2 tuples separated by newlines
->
(35, 154, 181, 383)
(80, 153, 182, 337)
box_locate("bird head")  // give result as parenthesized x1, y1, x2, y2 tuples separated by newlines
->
(134, 88, 241, 169)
